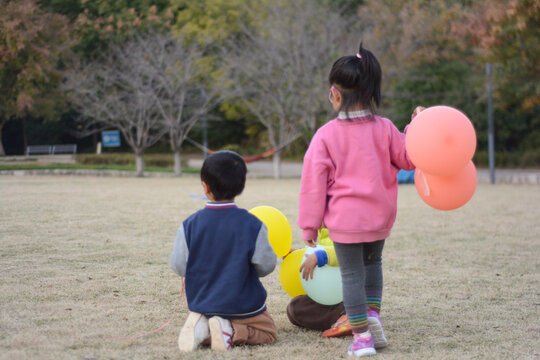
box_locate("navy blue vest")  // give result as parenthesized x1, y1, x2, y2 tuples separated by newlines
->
(183, 203, 267, 319)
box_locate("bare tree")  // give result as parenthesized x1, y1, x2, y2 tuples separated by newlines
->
(65, 35, 167, 176)
(66, 32, 222, 176)
(140, 33, 224, 175)
(221, 0, 356, 178)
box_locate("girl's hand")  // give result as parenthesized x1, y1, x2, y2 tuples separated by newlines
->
(299, 253, 318, 280)
(411, 106, 425, 120)
(304, 239, 317, 248)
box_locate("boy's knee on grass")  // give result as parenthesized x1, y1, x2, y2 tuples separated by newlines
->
(232, 324, 277, 345)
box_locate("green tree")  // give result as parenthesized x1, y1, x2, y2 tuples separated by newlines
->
(318, 0, 364, 12)
(169, 0, 261, 156)
(489, 0, 539, 151)
(171, 0, 254, 45)
(0, 0, 73, 155)
(389, 61, 485, 143)
(39, 0, 173, 60)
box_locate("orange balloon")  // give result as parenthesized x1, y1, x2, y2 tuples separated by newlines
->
(406, 106, 476, 176)
(415, 161, 477, 211)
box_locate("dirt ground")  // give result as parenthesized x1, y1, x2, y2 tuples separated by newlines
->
(0, 176, 538, 359)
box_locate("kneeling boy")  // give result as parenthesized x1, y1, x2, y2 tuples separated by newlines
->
(170, 151, 277, 352)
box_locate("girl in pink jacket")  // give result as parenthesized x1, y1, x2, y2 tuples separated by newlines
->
(298, 43, 416, 358)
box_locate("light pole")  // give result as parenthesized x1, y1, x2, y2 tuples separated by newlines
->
(486, 63, 495, 184)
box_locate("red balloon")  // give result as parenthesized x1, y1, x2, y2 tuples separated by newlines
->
(415, 161, 477, 211)
(406, 106, 476, 176)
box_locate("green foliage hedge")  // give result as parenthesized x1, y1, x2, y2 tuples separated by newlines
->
(75, 153, 177, 168)
(473, 149, 540, 168)
(74, 151, 540, 169)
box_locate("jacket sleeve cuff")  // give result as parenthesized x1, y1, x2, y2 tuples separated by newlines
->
(315, 250, 328, 267)
(302, 229, 318, 241)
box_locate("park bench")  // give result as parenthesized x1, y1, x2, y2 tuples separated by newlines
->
(52, 144, 77, 154)
(26, 144, 77, 155)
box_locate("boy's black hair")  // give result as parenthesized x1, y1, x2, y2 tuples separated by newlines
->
(200, 150, 247, 201)
(328, 42, 382, 118)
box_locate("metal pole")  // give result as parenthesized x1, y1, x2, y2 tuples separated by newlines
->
(486, 63, 495, 184)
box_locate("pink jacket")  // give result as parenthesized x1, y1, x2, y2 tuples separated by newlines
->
(298, 114, 415, 244)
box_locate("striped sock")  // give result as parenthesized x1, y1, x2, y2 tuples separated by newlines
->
(366, 289, 382, 314)
(347, 306, 369, 333)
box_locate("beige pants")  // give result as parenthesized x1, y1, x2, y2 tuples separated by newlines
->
(230, 310, 277, 346)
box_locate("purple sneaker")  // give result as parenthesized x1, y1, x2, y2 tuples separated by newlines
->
(347, 332, 376, 357)
(367, 310, 387, 349)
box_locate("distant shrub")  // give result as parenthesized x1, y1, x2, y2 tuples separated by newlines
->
(76, 153, 134, 166)
(145, 154, 174, 168)
(473, 150, 540, 168)
(220, 144, 242, 154)
(75, 153, 176, 168)
(519, 149, 540, 168)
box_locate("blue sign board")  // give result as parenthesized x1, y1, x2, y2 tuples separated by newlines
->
(102, 131, 121, 147)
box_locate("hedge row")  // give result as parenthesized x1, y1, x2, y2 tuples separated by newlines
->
(75, 150, 540, 169)
(473, 149, 540, 168)
(75, 153, 178, 168)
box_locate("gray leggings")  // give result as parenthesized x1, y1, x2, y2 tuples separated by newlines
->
(333, 240, 385, 330)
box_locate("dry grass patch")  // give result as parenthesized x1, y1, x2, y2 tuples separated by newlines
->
(0, 176, 538, 359)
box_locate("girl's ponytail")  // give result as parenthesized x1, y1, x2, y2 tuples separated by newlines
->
(329, 41, 382, 118)
(357, 42, 364, 60)
(357, 42, 381, 111)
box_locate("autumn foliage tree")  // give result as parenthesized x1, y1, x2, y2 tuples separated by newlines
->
(359, 0, 539, 160)
(39, 0, 174, 59)
(452, 0, 540, 151)
(2, 0, 538, 168)
(0, 0, 73, 155)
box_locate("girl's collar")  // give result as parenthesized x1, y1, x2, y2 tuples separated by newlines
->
(337, 109, 372, 119)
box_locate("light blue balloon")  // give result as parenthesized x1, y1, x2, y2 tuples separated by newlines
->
(300, 246, 343, 305)
(304, 245, 324, 255)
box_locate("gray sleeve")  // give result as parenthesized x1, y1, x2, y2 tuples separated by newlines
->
(251, 223, 277, 277)
(170, 224, 189, 277)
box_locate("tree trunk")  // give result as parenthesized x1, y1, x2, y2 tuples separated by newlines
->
(0, 121, 5, 156)
(92, 126, 98, 150)
(272, 151, 282, 179)
(173, 149, 182, 176)
(135, 153, 144, 177)
(22, 118, 28, 153)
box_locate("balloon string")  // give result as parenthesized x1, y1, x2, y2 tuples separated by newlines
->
(97, 279, 185, 342)
(419, 169, 430, 197)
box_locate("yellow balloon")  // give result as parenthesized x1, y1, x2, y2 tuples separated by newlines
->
(249, 206, 292, 257)
(279, 249, 306, 297)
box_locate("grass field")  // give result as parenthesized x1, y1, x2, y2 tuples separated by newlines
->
(0, 176, 538, 360)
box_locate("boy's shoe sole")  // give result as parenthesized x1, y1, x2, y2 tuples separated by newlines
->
(178, 312, 205, 352)
(209, 317, 232, 352)
(367, 316, 387, 349)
